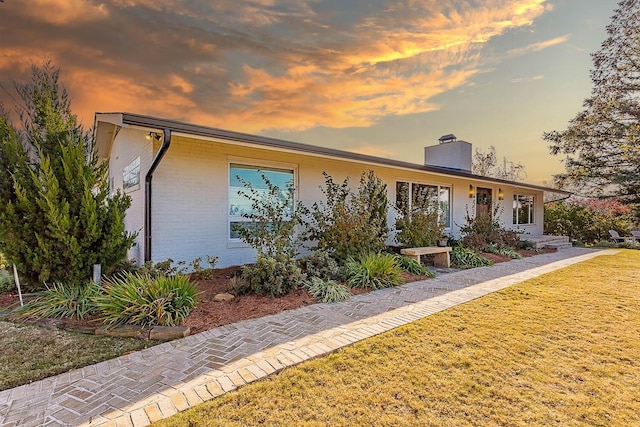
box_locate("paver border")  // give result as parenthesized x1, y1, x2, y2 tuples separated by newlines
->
(0, 249, 617, 427)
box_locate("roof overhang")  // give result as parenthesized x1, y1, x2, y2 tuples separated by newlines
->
(94, 112, 571, 195)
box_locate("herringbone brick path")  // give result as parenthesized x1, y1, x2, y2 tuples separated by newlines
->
(0, 248, 614, 426)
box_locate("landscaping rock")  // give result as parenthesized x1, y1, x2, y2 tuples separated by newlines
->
(149, 325, 190, 340)
(214, 292, 235, 302)
(96, 325, 151, 339)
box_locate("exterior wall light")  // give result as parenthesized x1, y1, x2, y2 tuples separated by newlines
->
(498, 188, 504, 200)
(469, 184, 475, 199)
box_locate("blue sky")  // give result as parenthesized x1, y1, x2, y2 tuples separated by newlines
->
(0, 0, 619, 184)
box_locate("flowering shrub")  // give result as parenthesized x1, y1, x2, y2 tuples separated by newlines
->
(544, 197, 634, 244)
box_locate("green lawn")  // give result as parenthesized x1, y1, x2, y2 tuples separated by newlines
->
(0, 322, 152, 391)
(157, 250, 640, 426)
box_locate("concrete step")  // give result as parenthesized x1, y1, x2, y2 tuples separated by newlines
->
(523, 235, 571, 249)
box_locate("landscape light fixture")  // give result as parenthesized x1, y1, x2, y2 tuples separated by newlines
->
(469, 185, 475, 199)
(145, 132, 162, 141)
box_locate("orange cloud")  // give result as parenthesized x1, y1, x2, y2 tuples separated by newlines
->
(9, 0, 109, 25)
(507, 34, 571, 56)
(0, 0, 554, 135)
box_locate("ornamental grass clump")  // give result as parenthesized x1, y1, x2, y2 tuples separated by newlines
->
(346, 253, 403, 290)
(96, 273, 198, 327)
(392, 254, 436, 278)
(304, 277, 351, 303)
(450, 246, 493, 269)
(18, 282, 100, 320)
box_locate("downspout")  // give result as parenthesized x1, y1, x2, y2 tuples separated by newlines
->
(144, 128, 172, 262)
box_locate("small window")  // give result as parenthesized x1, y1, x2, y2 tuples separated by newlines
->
(123, 156, 140, 190)
(513, 194, 534, 225)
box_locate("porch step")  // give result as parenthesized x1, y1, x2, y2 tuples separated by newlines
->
(523, 235, 571, 250)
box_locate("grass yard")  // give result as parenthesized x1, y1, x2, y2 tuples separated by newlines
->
(157, 249, 640, 427)
(0, 322, 152, 391)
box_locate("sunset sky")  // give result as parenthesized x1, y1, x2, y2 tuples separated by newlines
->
(0, 0, 619, 184)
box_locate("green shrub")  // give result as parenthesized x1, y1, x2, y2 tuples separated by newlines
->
(498, 247, 522, 259)
(0, 63, 136, 289)
(18, 282, 100, 320)
(307, 171, 389, 263)
(450, 246, 493, 269)
(392, 254, 435, 278)
(346, 253, 403, 290)
(518, 240, 534, 250)
(395, 184, 445, 248)
(189, 256, 218, 281)
(112, 258, 185, 279)
(304, 277, 351, 303)
(299, 250, 342, 281)
(96, 273, 198, 327)
(242, 254, 306, 297)
(460, 205, 521, 251)
(544, 198, 634, 244)
(0, 269, 15, 293)
(485, 244, 522, 259)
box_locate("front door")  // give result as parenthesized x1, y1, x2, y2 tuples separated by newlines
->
(476, 187, 492, 218)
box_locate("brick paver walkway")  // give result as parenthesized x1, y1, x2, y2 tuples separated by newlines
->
(0, 248, 615, 426)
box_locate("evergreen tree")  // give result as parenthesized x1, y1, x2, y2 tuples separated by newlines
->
(544, 0, 640, 216)
(0, 62, 135, 288)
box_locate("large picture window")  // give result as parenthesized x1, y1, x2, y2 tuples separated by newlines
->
(396, 181, 451, 227)
(513, 194, 534, 225)
(229, 163, 295, 239)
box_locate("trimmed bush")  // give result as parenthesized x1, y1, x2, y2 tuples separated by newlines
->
(299, 250, 342, 281)
(346, 253, 403, 290)
(304, 277, 351, 303)
(18, 282, 100, 320)
(96, 273, 198, 327)
(392, 254, 436, 278)
(451, 247, 493, 269)
(242, 254, 305, 297)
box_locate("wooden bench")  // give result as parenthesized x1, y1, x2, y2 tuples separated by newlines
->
(400, 246, 452, 268)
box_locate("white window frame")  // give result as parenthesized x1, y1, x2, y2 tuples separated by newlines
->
(228, 158, 298, 243)
(513, 194, 535, 225)
(395, 180, 452, 229)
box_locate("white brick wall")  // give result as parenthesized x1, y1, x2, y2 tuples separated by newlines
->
(108, 127, 153, 264)
(110, 133, 545, 268)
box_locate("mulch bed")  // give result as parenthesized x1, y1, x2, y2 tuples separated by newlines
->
(0, 248, 556, 335)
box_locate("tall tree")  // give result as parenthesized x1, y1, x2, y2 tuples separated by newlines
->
(0, 62, 135, 288)
(472, 146, 526, 181)
(544, 0, 640, 213)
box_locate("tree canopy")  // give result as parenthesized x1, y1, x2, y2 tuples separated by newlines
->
(0, 62, 135, 288)
(472, 146, 526, 181)
(544, 0, 640, 214)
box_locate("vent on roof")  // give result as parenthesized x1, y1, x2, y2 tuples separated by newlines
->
(438, 134, 457, 144)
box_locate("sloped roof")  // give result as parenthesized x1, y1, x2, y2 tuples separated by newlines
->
(95, 112, 569, 194)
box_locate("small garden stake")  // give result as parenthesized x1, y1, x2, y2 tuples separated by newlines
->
(12, 264, 23, 307)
